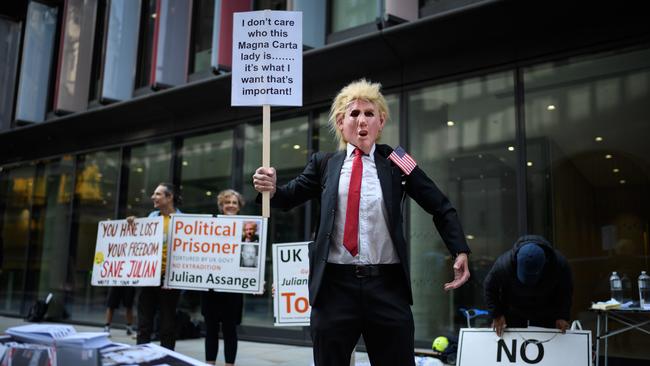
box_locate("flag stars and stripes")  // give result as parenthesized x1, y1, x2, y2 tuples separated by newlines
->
(388, 146, 417, 175)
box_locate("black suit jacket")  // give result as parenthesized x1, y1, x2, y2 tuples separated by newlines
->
(269, 144, 470, 306)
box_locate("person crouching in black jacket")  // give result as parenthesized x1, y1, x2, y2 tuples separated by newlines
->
(484, 235, 573, 337)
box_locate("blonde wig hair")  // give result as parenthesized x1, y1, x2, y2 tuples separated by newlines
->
(217, 189, 245, 213)
(328, 79, 389, 150)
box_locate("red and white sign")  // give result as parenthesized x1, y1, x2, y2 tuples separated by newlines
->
(92, 217, 164, 286)
(165, 214, 267, 294)
(272, 242, 310, 326)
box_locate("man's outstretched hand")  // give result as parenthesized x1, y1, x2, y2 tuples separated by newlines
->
(444, 253, 470, 291)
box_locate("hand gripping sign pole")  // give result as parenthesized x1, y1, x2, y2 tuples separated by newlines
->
(231, 10, 303, 218)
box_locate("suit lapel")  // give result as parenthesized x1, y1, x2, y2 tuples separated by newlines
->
(324, 150, 346, 208)
(374, 146, 393, 224)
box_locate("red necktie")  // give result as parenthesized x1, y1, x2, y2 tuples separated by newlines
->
(343, 148, 363, 256)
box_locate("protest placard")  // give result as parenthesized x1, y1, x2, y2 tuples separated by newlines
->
(231, 10, 302, 106)
(456, 328, 592, 366)
(91, 217, 164, 286)
(165, 214, 267, 294)
(231, 10, 303, 217)
(272, 242, 310, 326)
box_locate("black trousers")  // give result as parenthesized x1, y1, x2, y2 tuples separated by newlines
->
(201, 291, 242, 363)
(310, 264, 415, 366)
(136, 286, 180, 350)
(204, 315, 238, 363)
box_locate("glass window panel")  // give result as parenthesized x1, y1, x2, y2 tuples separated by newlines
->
(211, 0, 251, 71)
(54, 0, 99, 113)
(524, 48, 650, 359)
(15, 1, 59, 123)
(315, 109, 339, 152)
(241, 115, 309, 327)
(288, 0, 325, 48)
(0, 164, 36, 314)
(125, 141, 172, 217)
(420, 0, 488, 17)
(136, 0, 157, 88)
(68, 150, 120, 322)
(254, 0, 287, 10)
(331, 0, 377, 33)
(407, 72, 518, 341)
(88, 0, 107, 102)
(25, 157, 74, 319)
(0, 17, 21, 130)
(180, 131, 233, 214)
(191, 0, 214, 73)
(152, 0, 192, 88)
(101, 0, 142, 102)
(382, 93, 400, 147)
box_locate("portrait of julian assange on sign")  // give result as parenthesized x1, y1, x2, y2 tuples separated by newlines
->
(164, 214, 267, 294)
(92, 217, 165, 287)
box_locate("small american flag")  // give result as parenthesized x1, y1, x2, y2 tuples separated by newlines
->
(388, 146, 417, 175)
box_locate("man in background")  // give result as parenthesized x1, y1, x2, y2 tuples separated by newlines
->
(484, 234, 573, 336)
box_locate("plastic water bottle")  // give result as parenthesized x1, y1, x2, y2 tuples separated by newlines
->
(639, 271, 650, 309)
(610, 271, 623, 302)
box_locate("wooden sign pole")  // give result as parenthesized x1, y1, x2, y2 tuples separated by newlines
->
(262, 104, 271, 217)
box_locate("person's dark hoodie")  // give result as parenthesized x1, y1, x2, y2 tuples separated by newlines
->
(484, 235, 573, 328)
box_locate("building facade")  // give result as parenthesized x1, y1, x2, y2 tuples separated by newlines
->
(1, 0, 649, 362)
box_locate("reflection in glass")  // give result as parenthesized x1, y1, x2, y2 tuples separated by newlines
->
(288, 0, 325, 48)
(211, 0, 251, 72)
(191, 0, 214, 73)
(0, 18, 21, 130)
(316, 109, 338, 153)
(180, 131, 233, 214)
(125, 141, 172, 217)
(136, 0, 157, 88)
(408, 72, 518, 340)
(152, 0, 192, 88)
(242, 116, 309, 326)
(0, 165, 36, 314)
(331, 0, 376, 33)
(54, 0, 99, 113)
(26, 157, 75, 319)
(524, 48, 650, 359)
(69, 150, 120, 322)
(101, 0, 142, 102)
(15, 2, 59, 123)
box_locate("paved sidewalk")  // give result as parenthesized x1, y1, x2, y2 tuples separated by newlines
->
(0, 315, 371, 365)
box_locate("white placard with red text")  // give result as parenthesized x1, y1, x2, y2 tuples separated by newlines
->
(92, 217, 164, 286)
(165, 214, 267, 294)
(272, 242, 310, 326)
(457, 328, 592, 366)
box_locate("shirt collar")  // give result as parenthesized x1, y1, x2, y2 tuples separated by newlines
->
(346, 143, 375, 160)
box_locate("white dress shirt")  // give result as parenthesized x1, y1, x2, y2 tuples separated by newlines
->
(328, 143, 399, 265)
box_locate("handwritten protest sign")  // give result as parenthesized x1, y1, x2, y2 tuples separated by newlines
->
(272, 242, 310, 326)
(457, 328, 592, 366)
(231, 10, 302, 106)
(92, 217, 164, 286)
(165, 214, 267, 294)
